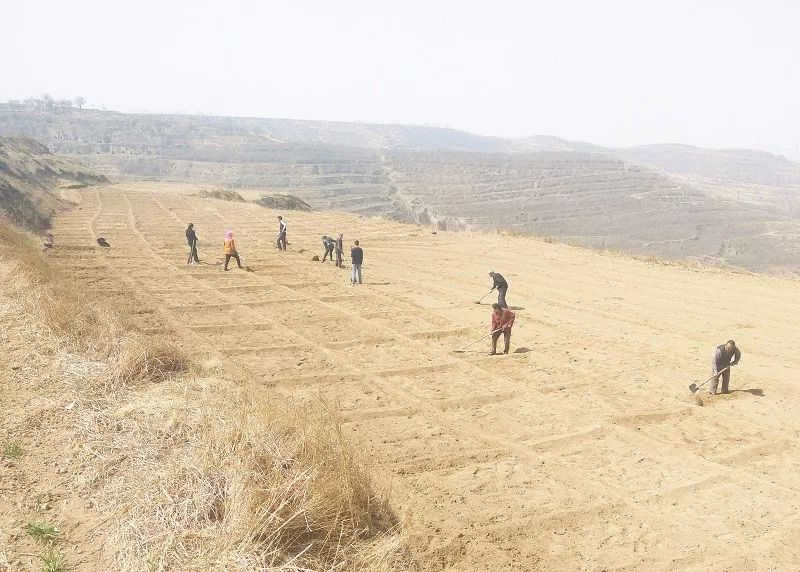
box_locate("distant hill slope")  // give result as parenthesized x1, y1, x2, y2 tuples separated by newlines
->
(614, 144, 800, 187)
(0, 135, 106, 231)
(613, 144, 800, 222)
(0, 105, 513, 154)
(1, 105, 799, 271)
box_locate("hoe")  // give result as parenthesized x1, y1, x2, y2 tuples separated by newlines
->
(688, 366, 730, 405)
(453, 329, 501, 353)
(474, 289, 493, 305)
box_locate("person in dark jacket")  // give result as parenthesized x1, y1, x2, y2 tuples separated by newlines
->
(489, 270, 508, 308)
(350, 240, 363, 284)
(709, 340, 741, 395)
(186, 223, 199, 264)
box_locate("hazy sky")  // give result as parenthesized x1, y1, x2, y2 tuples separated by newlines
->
(3, 0, 799, 158)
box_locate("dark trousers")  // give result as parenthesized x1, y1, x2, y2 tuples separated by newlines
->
(709, 366, 731, 394)
(323, 246, 334, 261)
(491, 328, 511, 354)
(224, 253, 242, 270)
(276, 234, 287, 250)
(335, 250, 343, 267)
(497, 286, 508, 308)
(187, 242, 199, 263)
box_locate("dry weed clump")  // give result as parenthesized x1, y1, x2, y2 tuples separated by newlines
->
(106, 334, 191, 390)
(103, 382, 412, 571)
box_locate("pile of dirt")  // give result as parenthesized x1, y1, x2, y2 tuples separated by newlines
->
(197, 188, 246, 202)
(254, 193, 312, 211)
(197, 188, 312, 211)
(0, 135, 106, 231)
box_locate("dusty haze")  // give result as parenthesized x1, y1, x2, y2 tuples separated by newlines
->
(2, 0, 799, 159)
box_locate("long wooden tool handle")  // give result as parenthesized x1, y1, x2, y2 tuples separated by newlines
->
(697, 365, 731, 388)
(458, 329, 502, 351)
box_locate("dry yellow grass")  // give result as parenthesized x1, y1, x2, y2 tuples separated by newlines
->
(0, 217, 413, 571)
(101, 385, 411, 571)
(0, 220, 122, 352)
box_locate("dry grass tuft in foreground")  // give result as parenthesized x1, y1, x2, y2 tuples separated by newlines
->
(102, 384, 413, 571)
(0, 217, 415, 571)
(107, 334, 191, 389)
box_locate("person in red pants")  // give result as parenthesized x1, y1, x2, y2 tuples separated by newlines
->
(489, 303, 515, 355)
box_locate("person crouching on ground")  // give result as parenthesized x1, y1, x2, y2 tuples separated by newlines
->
(709, 339, 741, 395)
(490, 303, 515, 355)
(223, 230, 243, 270)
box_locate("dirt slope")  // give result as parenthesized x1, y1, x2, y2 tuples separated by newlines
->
(0, 135, 106, 231)
(45, 180, 800, 571)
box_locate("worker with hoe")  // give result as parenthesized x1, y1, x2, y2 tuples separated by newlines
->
(489, 270, 509, 308)
(335, 233, 344, 268)
(709, 340, 741, 395)
(321, 235, 335, 262)
(276, 216, 288, 250)
(185, 223, 200, 264)
(489, 303, 515, 355)
(223, 230, 244, 270)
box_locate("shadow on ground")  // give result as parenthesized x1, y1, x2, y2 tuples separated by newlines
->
(732, 388, 764, 397)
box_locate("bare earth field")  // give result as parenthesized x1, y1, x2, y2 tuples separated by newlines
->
(47, 181, 800, 570)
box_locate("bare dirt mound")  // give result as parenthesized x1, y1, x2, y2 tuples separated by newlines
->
(253, 193, 311, 211)
(197, 188, 311, 211)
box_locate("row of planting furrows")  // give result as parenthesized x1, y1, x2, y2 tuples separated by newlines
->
(47, 186, 800, 570)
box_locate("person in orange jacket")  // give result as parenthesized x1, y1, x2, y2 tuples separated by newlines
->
(223, 230, 243, 271)
(489, 303, 515, 355)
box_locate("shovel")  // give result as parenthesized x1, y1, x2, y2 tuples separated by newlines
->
(689, 366, 730, 404)
(474, 289, 493, 305)
(453, 329, 501, 353)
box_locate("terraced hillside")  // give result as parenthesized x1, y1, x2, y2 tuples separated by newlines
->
(2, 105, 799, 271)
(43, 181, 800, 570)
(386, 150, 777, 262)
